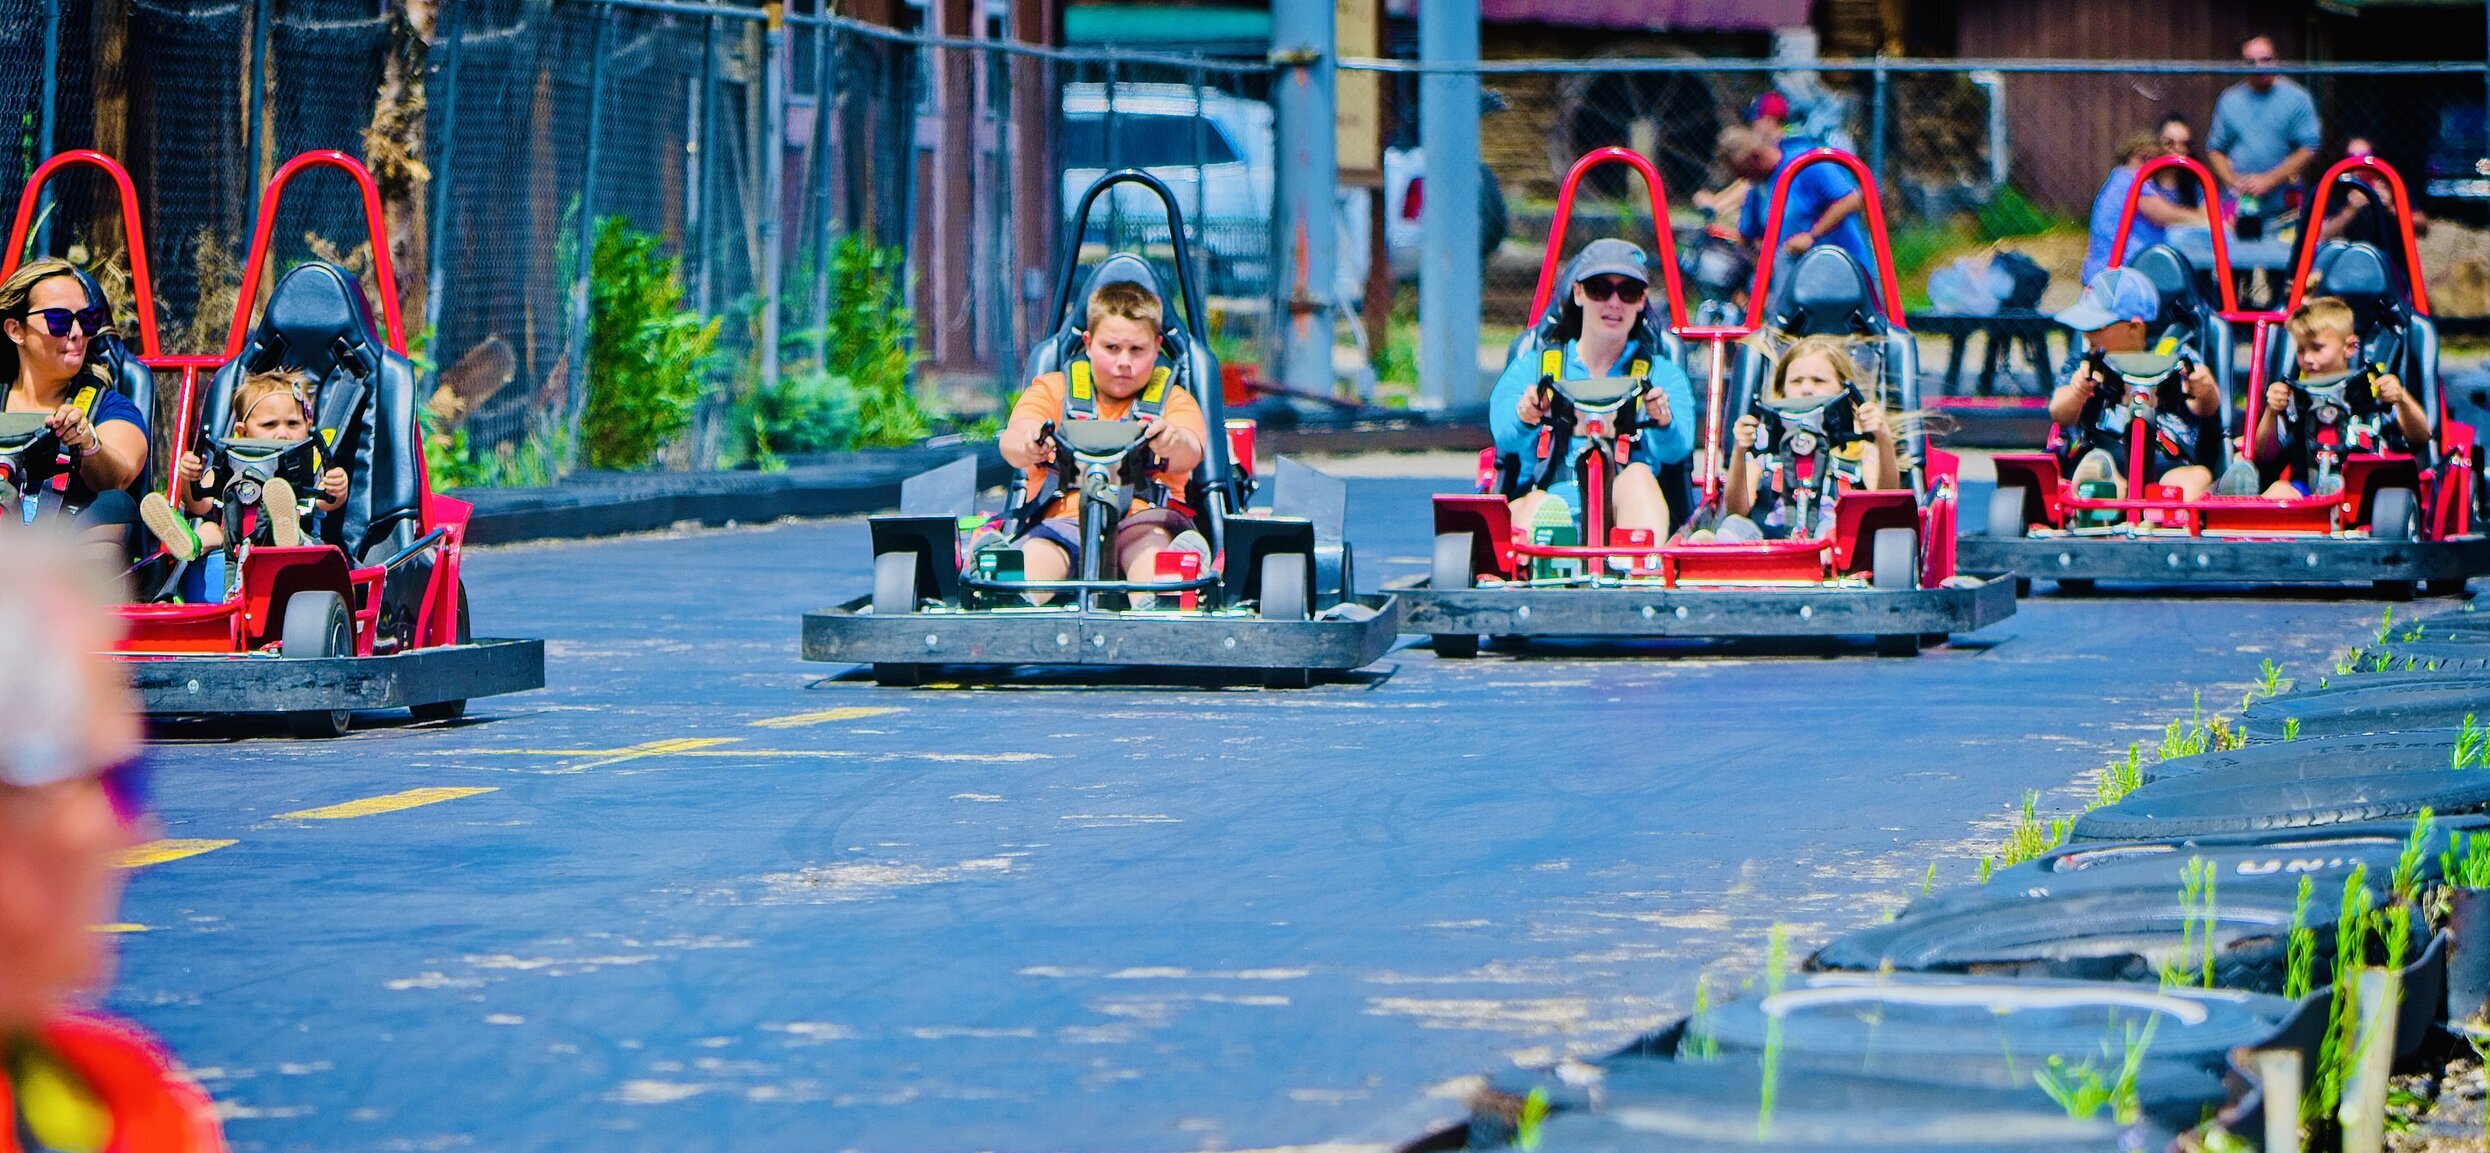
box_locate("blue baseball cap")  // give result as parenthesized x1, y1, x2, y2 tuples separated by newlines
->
(2054, 268, 2160, 332)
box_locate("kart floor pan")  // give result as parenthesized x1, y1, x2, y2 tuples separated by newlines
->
(124, 638, 547, 715)
(1959, 534, 2490, 588)
(1399, 576, 2015, 641)
(800, 594, 1400, 673)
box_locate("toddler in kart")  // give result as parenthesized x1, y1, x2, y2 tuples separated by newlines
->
(997, 279, 1211, 605)
(2248, 295, 2432, 496)
(138, 369, 349, 562)
(2046, 268, 2229, 501)
(1711, 333, 1902, 539)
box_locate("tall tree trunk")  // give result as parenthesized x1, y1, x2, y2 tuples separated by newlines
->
(365, 0, 434, 337)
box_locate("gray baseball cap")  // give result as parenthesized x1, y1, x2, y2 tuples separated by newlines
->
(2054, 267, 2160, 332)
(1570, 238, 1651, 287)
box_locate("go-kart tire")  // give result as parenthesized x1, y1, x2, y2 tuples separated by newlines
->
(2073, 754, 2490, 842)
(2376, 578, 2419, 601)
(873, 663, 924, 687)
(1949, 816, 2480, 916)
(1870, 526, 1916, 592)
(1812, 882, 2337, 994)
(2372, 486, 2417, 542)
(2431, 578, 2471, 597)
(280, 590, 353, 739)
(1985, 485, 2028, 539)
(2055, 577, 2095, 594)
(2244, 674, 2490, 742)
(1685, 971, 2297, 1079)
(1258, 551, 1309, 621)
(1263, 667, 1315, 690)
(1430, 531, 1480, 658)
(1434, 634, 1479, 659)
(1336, 542, 1355, 607)
(410, 581, 472, 724)
(2141, 729, 2465, 783)
(873, 551, 919, 616)
(2362, 639, 2490, 671)
(1875, 633, 1921, 658)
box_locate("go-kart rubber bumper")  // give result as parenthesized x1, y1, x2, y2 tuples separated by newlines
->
(1958, 533, 2490, 586)
(800, 595, 1400, 671)
(1400, 576, 2014, 639)
(123, 638, 546, 716)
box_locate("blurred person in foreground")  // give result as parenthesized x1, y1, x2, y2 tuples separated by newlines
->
(0, 531, 224, 1153)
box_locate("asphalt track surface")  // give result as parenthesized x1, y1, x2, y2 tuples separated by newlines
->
(113, 475, 2415, 1153)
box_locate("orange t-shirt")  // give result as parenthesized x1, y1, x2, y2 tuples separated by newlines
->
(1009, 369, 1207, 520)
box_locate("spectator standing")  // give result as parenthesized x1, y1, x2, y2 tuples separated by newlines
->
(2207, 35, 2321, 238)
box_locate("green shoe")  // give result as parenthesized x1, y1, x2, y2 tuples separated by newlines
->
(139, 492, 204, 562)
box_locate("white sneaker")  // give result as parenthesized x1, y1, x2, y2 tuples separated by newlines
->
(262, 476, 303, 547)
(2071, 448, 2122, 495)
(140, 492, 204, 562)
(1713, 514, 1765, 543)
(2213, 458, 2261, 497)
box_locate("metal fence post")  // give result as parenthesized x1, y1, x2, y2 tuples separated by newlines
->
(423, 0, 466, 363)
(1868, 56, 1888, 187)
(31, 0, 59, 255)
(561, 9, 614, 466)
(758, 2, 786, 399)
(1271, 0, 1337, 403)
(812, 20, 835, 373)
(693, 12, 719, 315)
(242, 0, 270, 240)
(1418, 0, 1480, 411)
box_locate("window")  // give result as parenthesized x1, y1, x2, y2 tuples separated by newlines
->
(1060, 113, 1241, 169)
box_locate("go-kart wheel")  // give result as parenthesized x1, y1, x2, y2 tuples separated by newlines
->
(2429, 578, 2470, 597)
(2372, 487, 2417, 542)
(2376, 579, 2418, 602)
(1876, 634, 1922, 657)
(873, 663, 924, 687)
(1259, 551, 1310, 621)
(1434, 634, 1480, 659)
(1985, 485, 2028, 539)
(1870, 527, 1917, 591)
(280, 590, 353, 739)
(1263, 667, 1315, 690)
(873, 551, 920, 615)
(411, 581, 473, 724)
(2056, 578, 2095, 595)
(1431, 532, 1475, 591)
(1335, 542, 1356, 608)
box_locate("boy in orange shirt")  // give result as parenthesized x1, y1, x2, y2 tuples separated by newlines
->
(997, 279, 1211, 603)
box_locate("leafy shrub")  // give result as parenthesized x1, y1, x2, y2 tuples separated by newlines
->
(581, 216, 720, 470)
(739, 235, 926, 462)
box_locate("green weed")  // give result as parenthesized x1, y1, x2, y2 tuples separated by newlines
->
(2443, 830, 2490, 889)
(2159, 857, 2218, 990)
(2393, 808, 2435, 903)
(2285, 874, 2318, 1000)
(2308, 866, 2376, 1126)
(1515, 1087, 1548, 1150)
(1758, 925, 1788, 1139)
(1686, 974, 1720, 1060)
(2284, 717, 2302, 742)
(2256, 659, 2291, 699)
(581, 216, 724, 470)
(2033, 1017, 2158, 1124)
(2456, 715, 2487, 770)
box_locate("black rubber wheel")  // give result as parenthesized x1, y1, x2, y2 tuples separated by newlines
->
(2074, 751, 2490, 841)
(2013, 576, 2031, 597)
(1434, 634, 1479, 659)
(1943, 815, 2483, 917)
(2145, 728, 2468, 783)
(2376, 578, 2419, 602)
(1429, 531, 1479, 658)
(873, 551, 919, 615)
(1334, 542, 1356, 609)
(1258, 551, 1310, 620)
(2056, 577, 2095, 595)
(2430, 578, 2471, 597)
(1262, 667, 1315, 690)
(1870, 526, 1916, 591)
(872, 662, 924, 687)
(280, 590, 353, 739)
(2362, 638, 2490, 671)
(1985, 484, 2028, 539)
(410, 581, 472, 723)
(1685, 971, 2298, 1076)
(2243, 673, 2490, 742)
(2372, 486, 2416, 541)
(1875, 633, 1921, 658)
(1810, 883, 2333, 995)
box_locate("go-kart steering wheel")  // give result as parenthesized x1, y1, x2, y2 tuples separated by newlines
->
(0, 411, 73, 518)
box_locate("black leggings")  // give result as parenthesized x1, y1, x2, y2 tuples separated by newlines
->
(71, 488, 141, 554)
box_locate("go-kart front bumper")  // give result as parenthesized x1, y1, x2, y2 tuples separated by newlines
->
(1958, 532, 2490, 589)
(120, 638, 546, 716)
(1398, 575, 2015, 643)
(799, 595, 1401, 673)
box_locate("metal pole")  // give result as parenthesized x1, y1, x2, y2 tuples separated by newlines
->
(31, 0, 59, 256)
(759, 2, 786, 398)
(693, 12, 719, 315)
(423, 0, 466, 365)
(242, 0, 271, 241)
(812, 20, 835, 372)
(1271, 0, 1338, 402)
(1417, 0, 1479, 410)
(1868, 56, 1888, 187)
(562, 10, 614, 465)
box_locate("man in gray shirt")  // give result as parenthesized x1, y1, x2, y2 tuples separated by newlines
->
(2208, 35, 2321, 237)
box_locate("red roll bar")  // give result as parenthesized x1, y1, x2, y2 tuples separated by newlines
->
(224, 150, 408, 359)
(4, 150, 162, 358)
(2104, 156, 2238, 313)
(1524, 146, 1691, 330)
(1735, 147, 1907, 332)
(2287, 155, 2430, 316)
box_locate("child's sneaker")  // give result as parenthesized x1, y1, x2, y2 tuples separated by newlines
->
(2071, 448, 2123, 497)
(1714, 514, 1765, 543)
(2213, 457, 2262, 497)
(1528, 493, 1576, 540)
(1166, 529, 1212, 568)
(139, 492, 204, 562)
(262, 477, 303, 547)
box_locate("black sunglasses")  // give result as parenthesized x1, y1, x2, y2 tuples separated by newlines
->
(10, 305, 108, 338)
(1580, 277, 1647, 304)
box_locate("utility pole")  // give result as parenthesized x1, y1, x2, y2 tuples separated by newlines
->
(1418, 0, 1480, 410)
(1270, 0, 1337, 402)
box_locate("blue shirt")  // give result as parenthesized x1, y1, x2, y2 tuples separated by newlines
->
(1738, 142, 1873, 273)
(1489, 333, 1698, 485)
(2208, 79, 2321, 179)
(2082, 166, 2176, 282)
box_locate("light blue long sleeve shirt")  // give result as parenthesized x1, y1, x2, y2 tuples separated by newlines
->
(1488, 334, 1698, 484)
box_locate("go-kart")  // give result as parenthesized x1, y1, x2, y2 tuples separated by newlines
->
(801, 170, 1397, 688)
(16, 151, 543, 735)
(0, 411, 71, 518)
(1963, 155, 2490, 597)
(1406, 147, 2011, 657)
(184, 432, 327, 578)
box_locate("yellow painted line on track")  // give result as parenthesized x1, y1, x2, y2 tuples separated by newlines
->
(750, 706, 903, 729)
(278, 786, 498, 821)
(94, 923, 149, 934)
(438, 748, 1050, 764)
(114, 839, 236, 869)
(550, 737, 739, 773)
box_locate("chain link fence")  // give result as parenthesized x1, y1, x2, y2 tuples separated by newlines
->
(7, 1, 2487, 478)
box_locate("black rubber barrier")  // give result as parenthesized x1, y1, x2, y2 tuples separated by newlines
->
(457, 446, 1012, 545)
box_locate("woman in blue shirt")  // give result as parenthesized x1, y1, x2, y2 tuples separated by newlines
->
(0, 259, 149, 564)
(1489, 239, 1697, 540)
(2082, 132, 2207, 282)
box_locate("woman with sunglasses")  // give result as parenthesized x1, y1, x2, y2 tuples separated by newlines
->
(0, 259, 149, 566)
(0, 533, 226, 1151)
(1489, 239, 1697, 540)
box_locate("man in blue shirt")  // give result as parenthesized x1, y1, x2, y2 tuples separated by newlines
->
(1720, 127, 1876, 293)
(2208, 36, 2320, 237)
